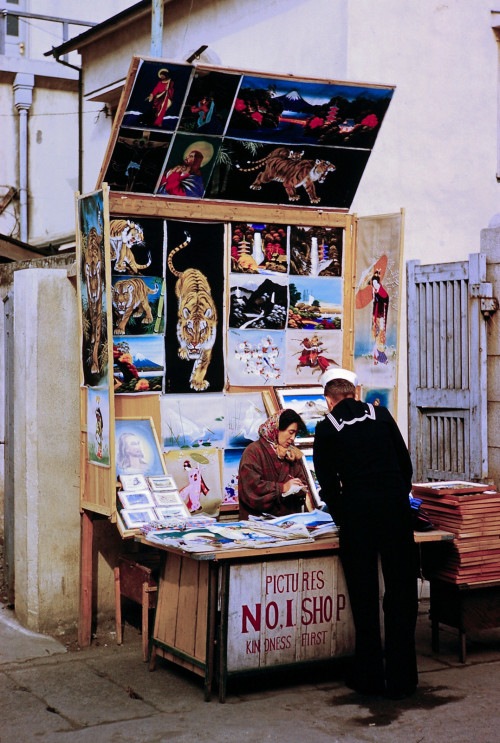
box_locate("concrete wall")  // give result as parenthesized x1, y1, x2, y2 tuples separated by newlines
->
(483, 221, 500, 491)
(12, 268, 81, 633)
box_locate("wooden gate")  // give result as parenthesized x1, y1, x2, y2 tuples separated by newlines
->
(407, 254, 488, 482)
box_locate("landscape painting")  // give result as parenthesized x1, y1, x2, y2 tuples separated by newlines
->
(229, 274, 288, 330)
(289, 225, 343, 277)
(225, 74, 394, 149)
(113, 335, 164, 394)
(274, 385, 328, 445)
(288, 276, 343, 331)
(230, 222, 288, 275)
(161, 393, 225, 450)
(225, 392, 268, 448)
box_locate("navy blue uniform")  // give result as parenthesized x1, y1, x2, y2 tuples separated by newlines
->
(313, 398, 418, 697)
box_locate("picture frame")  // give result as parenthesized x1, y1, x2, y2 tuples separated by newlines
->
(274, 385, 328, 446)
(300, 448, 326, 510)
(120, 508, 157, 529)
(155, 504, 190, 520)
(152, 490, 184, 507)
(148, 475, 178, 492)
(115, 417, 167, 477)
(118, 473, 149, 491)
(118, 490, 156, 510)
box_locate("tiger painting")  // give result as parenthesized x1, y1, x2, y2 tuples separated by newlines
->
(112, 277, 158, 335)
(167, 232, 217, 391)
(236, 147, 335, 204)
(84, 223, 103, 375)
(109, 219, 152, 274)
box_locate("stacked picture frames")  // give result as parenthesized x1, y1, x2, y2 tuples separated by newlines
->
(98, 57, 395, 211)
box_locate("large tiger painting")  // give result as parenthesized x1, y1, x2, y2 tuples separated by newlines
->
(112, 277, 158, 335)
(109, 219, 151, 274)
(84, 221, 103, 375)
(236, 147, 335, 204)
(167, 232, 217, 391)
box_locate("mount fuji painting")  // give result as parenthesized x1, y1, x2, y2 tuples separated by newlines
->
(225, 74, 394, 147)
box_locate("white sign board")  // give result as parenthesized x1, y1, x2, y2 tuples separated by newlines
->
(226, 554, 355, 672)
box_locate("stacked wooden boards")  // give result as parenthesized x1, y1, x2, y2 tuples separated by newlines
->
(413, 482, 500, 584)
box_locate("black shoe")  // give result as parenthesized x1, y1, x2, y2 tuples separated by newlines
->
(385, 686, 416, 700)
(346, 677, 386, 696)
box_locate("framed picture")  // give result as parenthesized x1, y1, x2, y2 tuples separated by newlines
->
(274, 385, 328, 446)
(152, 490, 184, 507)
(118, 490, 156, 510)
(120, 508, 157, 529)
(148, 475, 177, 491)
(115, 417, 166, 477)
(155, 504, 190, 520)
(118, 473, 149, 491)
(300, 448, 325, 510)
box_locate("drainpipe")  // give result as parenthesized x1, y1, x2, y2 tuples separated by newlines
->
(13, 73, 34, 244)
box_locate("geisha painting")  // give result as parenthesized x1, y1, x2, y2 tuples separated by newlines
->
(164, 448, 223, 515)
(353, 213, 403, 405)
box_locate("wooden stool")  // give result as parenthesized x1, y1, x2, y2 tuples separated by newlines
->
(114, 555, 159, 661)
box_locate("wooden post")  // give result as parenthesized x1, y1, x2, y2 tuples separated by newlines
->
(78, 509, 94, 647)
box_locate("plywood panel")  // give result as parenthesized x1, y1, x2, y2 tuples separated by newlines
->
(176, 558, 204, 659)
(154, 552, 182, 648)
(114, 394, 161, 441)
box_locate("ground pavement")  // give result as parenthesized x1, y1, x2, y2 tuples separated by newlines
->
(2, 597, 500, 743)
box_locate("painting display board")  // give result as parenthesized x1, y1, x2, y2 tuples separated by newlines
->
(79, 56, 399, 519)
(98, 57, 395, 212)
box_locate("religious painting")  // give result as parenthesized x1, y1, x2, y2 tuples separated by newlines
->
(289, 225, 343, 277)
(353, 213, 403, 404)
(155, 133, 221, 198)
(160, 393, 225, 450)
(285, 330, 342, 385)
(122, 59, 193, 131)
(225, 392, 268, 448)
(227, 330, 286, 387)
(288, 276, 343, 331)
(178, 68, 241, 135)
(115, 417, 166, 478)
(274, 385, 328, 446)
(87, 385, 110, 467)
(77, 190, 109, 387)
(164, 221, 225, 393)
(111, 276, 164, 336)
(164, 448, 223, 516)
(103, 128, 172, 193)
(109, 215, 165, 278)
(230, 222, 288, 275)
(229, 274, 288, 329)
(222, 448, 244, 507)
(361, 386, 395, 411)
(225, 74, 394, 149)
(113, 335, 164, 394)
(205, 138, 370, 209)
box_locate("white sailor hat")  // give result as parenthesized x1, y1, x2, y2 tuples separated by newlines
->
(320, 367, 358, 389)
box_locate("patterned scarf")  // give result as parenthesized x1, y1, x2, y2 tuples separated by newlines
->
(258, 412, 302, 462)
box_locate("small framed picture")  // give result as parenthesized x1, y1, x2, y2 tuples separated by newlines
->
(148, 475, 177, 492)
(120, 508, 157, 529)
(300, 448, 325, 510)
(115, 417, 167, 477)
(118, 490, 156, 510)
(274, 385, 328, 446)
(118, 473, 149, 491)
(155, 504, 190, 520)
(152, 490, 184, 507)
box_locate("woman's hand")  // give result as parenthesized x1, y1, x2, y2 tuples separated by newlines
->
(283, 477, 304, 494)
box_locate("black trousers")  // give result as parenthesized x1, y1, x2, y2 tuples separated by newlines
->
(338, 494, 418, 694)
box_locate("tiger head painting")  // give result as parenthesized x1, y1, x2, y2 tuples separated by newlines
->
(167, 232, 217, 391)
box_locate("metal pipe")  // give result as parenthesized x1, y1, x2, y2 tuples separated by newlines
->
(13, 73, 34, 244)
(151, 0, 163, 57)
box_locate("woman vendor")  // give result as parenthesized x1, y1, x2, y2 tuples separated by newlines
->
(238, 409, 308, 519)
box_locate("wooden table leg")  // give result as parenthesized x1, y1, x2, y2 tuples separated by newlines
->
(218, 563, 229, 704)
(204, 563, 218, 702)
(114, 567, 122, 645)
(459, 630, 467, 663)
(78, 509, 94, 648)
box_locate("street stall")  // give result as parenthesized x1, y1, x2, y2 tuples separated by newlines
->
(75, 56, 432, 680)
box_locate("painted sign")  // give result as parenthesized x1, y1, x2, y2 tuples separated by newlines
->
(226, 555, 355, 671)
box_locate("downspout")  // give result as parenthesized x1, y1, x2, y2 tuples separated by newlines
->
(50, 52, 83, 194)
(13, 73, 34, 243)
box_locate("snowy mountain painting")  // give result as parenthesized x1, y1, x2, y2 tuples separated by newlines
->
(225, 74, 394, 147)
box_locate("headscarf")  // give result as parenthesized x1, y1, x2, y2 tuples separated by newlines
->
(258, 412, 303, 462)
